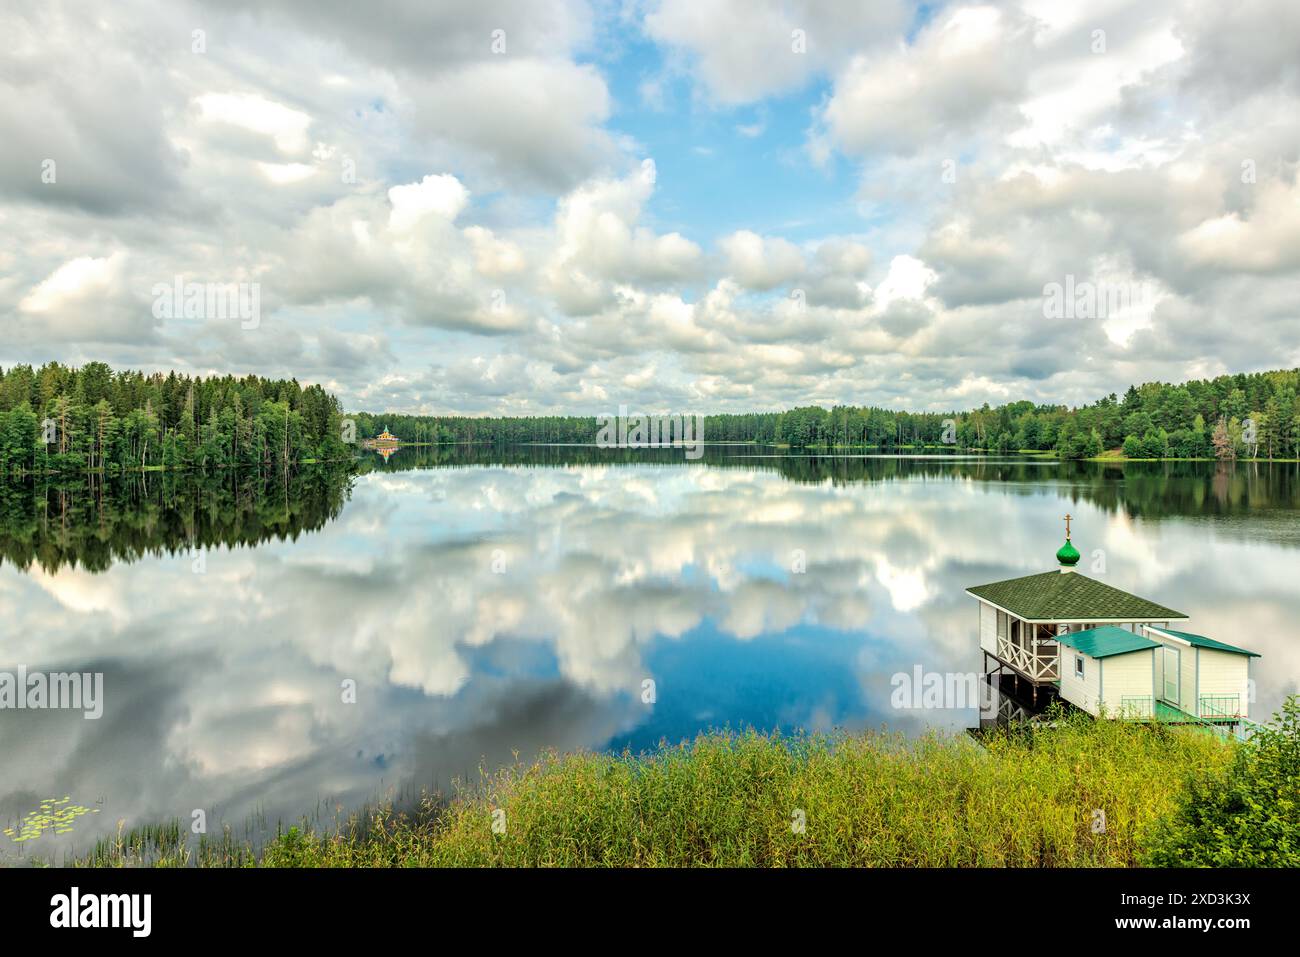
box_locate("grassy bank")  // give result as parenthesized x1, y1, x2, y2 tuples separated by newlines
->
(70, 710, 1246, 868)
(1088, 449, 1300, 463)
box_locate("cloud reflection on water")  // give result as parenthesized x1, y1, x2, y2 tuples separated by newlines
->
(2, 461, 1297, 857)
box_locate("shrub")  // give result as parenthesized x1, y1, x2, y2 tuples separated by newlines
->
(1142, 696, 1300, 866)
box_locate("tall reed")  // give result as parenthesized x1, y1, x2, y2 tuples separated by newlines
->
(247, 711, 1231, 867)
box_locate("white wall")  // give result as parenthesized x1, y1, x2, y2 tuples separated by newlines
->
(1058, 649, 1102, 716)
(1195, 648, 1251, 717)
(979, 601, 997, 655)
(1180, 645, 1197, 714)
(1100, 650, 1156, 717)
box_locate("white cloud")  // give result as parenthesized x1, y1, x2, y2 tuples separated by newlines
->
(871, 255, 937, 310)
(1178, 178, 1300, 274)
(19, 254, 124, 314)
(15, 252, 155, 343)
(543, 159, 704, 313)
(820, 6, 1035, 157)
(258, 162, 317, 184)
(407, 58, 617, 190)
(643, 0, 910, 104)
(388, 174, 471, 232)
(196, 92, 314, 155)
(719, 230, 805, 291)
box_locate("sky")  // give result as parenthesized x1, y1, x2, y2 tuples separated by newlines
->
(1, 0, 1298, 416)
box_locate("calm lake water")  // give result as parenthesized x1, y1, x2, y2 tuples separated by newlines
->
(2, 446, 1298, 858)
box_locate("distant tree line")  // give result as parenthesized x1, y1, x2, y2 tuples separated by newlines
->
(350, 413, 596, 447)
(5, 363, 1296, 475)
(352, 368, 1300, 462)
(0, 361, 350, 476)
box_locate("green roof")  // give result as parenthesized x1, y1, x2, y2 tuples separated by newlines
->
(1154, 628, 1260, 657)
(966, 570, 1187, 622)
(1056, 626, 1160, 659)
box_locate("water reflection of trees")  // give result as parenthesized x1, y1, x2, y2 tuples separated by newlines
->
(0, 465, 355, 574)
(363, 444, 1300, 528)
(3, 447, 1296, 575)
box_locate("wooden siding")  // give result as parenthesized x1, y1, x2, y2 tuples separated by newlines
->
(1101, 650, 1156, 716)
(979, 601, 997, 654)
(1179, 643, 1197, 714)
(1058, 649, 1101, 716)
(1196, 648, 1250, 717)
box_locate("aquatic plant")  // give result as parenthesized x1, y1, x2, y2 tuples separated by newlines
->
(3, 797, 99, 844)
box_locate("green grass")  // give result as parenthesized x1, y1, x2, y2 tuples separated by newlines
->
(62, 710, 1238, 868)
(1087, 449, 1300, 463)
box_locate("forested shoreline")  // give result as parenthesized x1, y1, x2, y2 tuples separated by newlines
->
(3, 362, 1298, 476)
(353, 366, 1300, 461)
(0, 362, 349, 476)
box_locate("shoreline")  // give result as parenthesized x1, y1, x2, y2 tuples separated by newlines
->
(20, 710, 1258, 869)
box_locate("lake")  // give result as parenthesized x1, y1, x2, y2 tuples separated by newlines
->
(2, 447, 1297, 858)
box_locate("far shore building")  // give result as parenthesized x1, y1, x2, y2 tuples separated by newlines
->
(362, 426, 400, 446)
(968, 515, 1257, 732)
(361, 426, 401, 460)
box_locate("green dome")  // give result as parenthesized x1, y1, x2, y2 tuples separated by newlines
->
(1056, 538, 1081, 566)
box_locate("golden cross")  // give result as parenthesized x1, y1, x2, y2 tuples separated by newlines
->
(1064, 513, 1072, 538)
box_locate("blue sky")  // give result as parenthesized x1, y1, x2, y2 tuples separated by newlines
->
(605, 45, 857, 244)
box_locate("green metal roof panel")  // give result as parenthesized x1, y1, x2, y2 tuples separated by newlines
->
(1159, 628, 1260, 657)
(1056, 625, 1160, 659)
(966, 570, 1187, 622)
